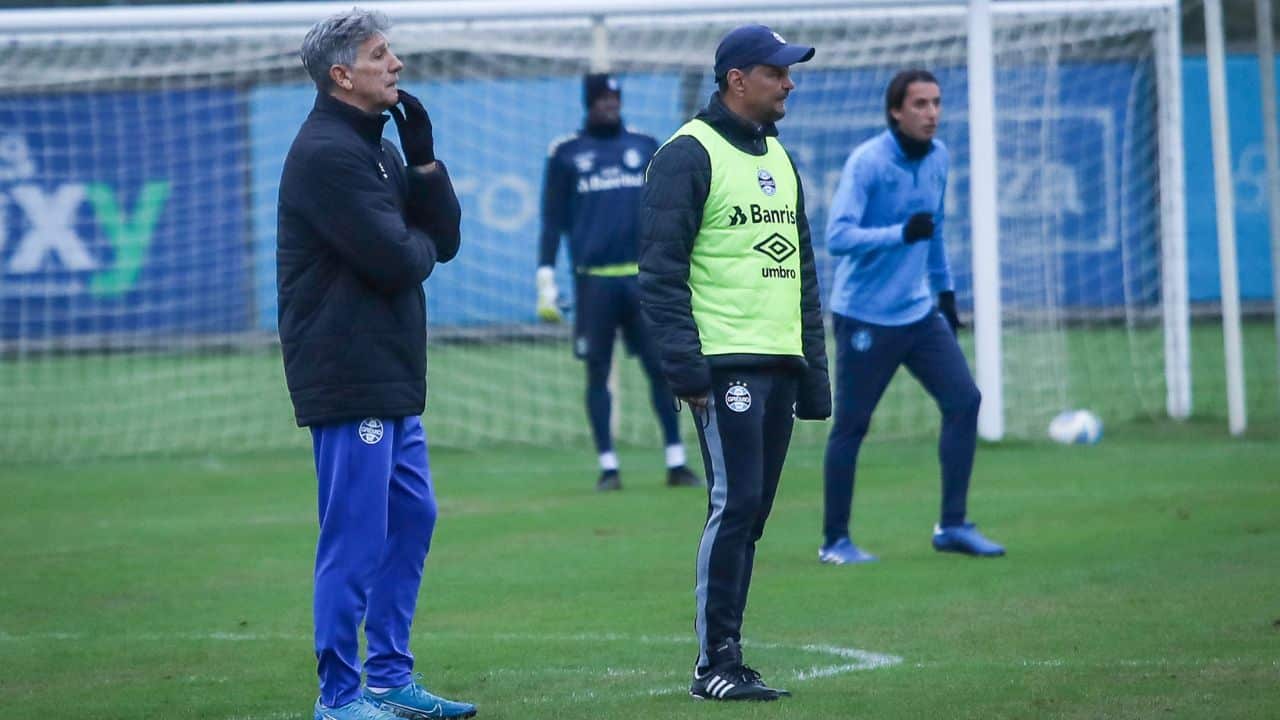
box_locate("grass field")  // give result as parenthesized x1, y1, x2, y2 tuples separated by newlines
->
(2, 320, 1278, 462)
(2, 418, 1278, 719)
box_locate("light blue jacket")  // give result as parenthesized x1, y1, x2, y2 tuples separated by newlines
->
(825, 129, 954, 326)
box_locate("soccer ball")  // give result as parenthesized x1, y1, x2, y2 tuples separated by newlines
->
(1047, 409, 1103, 445)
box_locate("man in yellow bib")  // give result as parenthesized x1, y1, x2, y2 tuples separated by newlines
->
(638, 24, 830, 702)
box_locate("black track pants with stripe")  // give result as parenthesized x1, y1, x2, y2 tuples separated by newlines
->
(691, 367, 797, 670)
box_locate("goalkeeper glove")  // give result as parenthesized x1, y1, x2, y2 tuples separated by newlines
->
(536, 266, 563, 323)
(902, 212, 935, 244)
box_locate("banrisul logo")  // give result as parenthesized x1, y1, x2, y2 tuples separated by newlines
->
(0, 133, 170, 298)
(728, 203, 797, 227)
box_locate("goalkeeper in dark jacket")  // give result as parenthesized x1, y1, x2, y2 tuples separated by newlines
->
(537, 73, 699, 492)
(639, 24, 830, 702)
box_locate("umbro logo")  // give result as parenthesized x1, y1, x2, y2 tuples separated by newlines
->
(753, 233, 797, 264)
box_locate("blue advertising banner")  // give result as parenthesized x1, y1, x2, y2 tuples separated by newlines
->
(1183, 55, 1278, 302)
(785, 61, 1159, 311)
(250, 74, 685, 330)
(0, 88, 249, 340)
(246, 56, 1274, 331)
(0, 58, 1265, 345)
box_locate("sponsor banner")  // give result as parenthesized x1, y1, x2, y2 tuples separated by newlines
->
(0, 88, 249, 340)
(1183, 55, 1277, 301)
(785, 62, 1159, 309)
(250, 75, 684, 330)
(247, 58, 1275, 331)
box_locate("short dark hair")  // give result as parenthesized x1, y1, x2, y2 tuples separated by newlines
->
(715, 64, 757, 93)
(884, 69, 939, 128)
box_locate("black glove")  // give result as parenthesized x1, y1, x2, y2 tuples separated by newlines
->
(938, 290, 963, 335)
(902, 212, 935, 244)
(388, 89, 435, 166)
(794, 367, 832, 420)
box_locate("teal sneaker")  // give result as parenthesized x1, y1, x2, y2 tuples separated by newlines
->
(314, 696, 400, 720)
(363, 674, 477, 719)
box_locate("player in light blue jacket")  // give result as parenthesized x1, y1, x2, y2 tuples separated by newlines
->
(819, 69, 1005, 564)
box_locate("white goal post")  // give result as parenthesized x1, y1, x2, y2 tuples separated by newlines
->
(0, 0, 1190, 460)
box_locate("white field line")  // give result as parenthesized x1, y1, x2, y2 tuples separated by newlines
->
(5, 630, 1273, 675)
(2, 628, 902, 700)
(5, 628, 1274, 720)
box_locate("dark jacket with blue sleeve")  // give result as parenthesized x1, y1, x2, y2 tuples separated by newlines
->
(276, 92, 461, 427)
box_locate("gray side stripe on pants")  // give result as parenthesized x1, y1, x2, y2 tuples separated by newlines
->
(694, 398, 728, 669)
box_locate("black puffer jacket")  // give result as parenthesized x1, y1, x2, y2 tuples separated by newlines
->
(637, 92, 830, 419)
(277, 92, 461, 427)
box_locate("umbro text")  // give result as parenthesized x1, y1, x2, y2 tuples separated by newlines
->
(761, 267, 797, 279)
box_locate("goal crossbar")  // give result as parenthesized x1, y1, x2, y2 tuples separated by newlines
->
(0, 0, 1179, 37)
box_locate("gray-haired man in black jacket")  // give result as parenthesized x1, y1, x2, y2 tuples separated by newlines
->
(277, 8, 475, 720)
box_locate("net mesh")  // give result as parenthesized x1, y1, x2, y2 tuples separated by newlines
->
(0, 3, 1183, 461)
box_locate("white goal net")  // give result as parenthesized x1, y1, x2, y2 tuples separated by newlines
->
(0, 0, 1185, 461)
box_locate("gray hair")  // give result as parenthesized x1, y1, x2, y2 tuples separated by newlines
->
(300, 8, 391, 93)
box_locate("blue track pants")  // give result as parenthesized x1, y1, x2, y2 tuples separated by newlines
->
(310, 415, 437, 707)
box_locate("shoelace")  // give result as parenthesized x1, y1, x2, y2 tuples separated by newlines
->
(398, 673, 438, 704)
(344, 697, 397, 720)
(738, 665, 764, 686)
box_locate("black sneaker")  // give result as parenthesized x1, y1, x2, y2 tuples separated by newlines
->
(596, 470, 621, 492)
(689, 639, 786, 701)
(739, 663, 790, 697)
(665, 465, 702, 487)
(690, 665, 780, 701)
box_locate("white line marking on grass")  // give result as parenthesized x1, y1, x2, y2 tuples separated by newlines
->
(479, 631, 688, 644)
(1020, 659, 1066, 667)
(180, 675, 231, 684)
(749, 641, 903, 679)
(3, 627, 902, 707)
(173, 632, 301, 641)
(484, 665, 674, 679)
(462, 632, 902, 703)
(0, 631, 83, 641)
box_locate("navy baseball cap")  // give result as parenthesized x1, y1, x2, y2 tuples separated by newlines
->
(714, 24, 815, 80)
